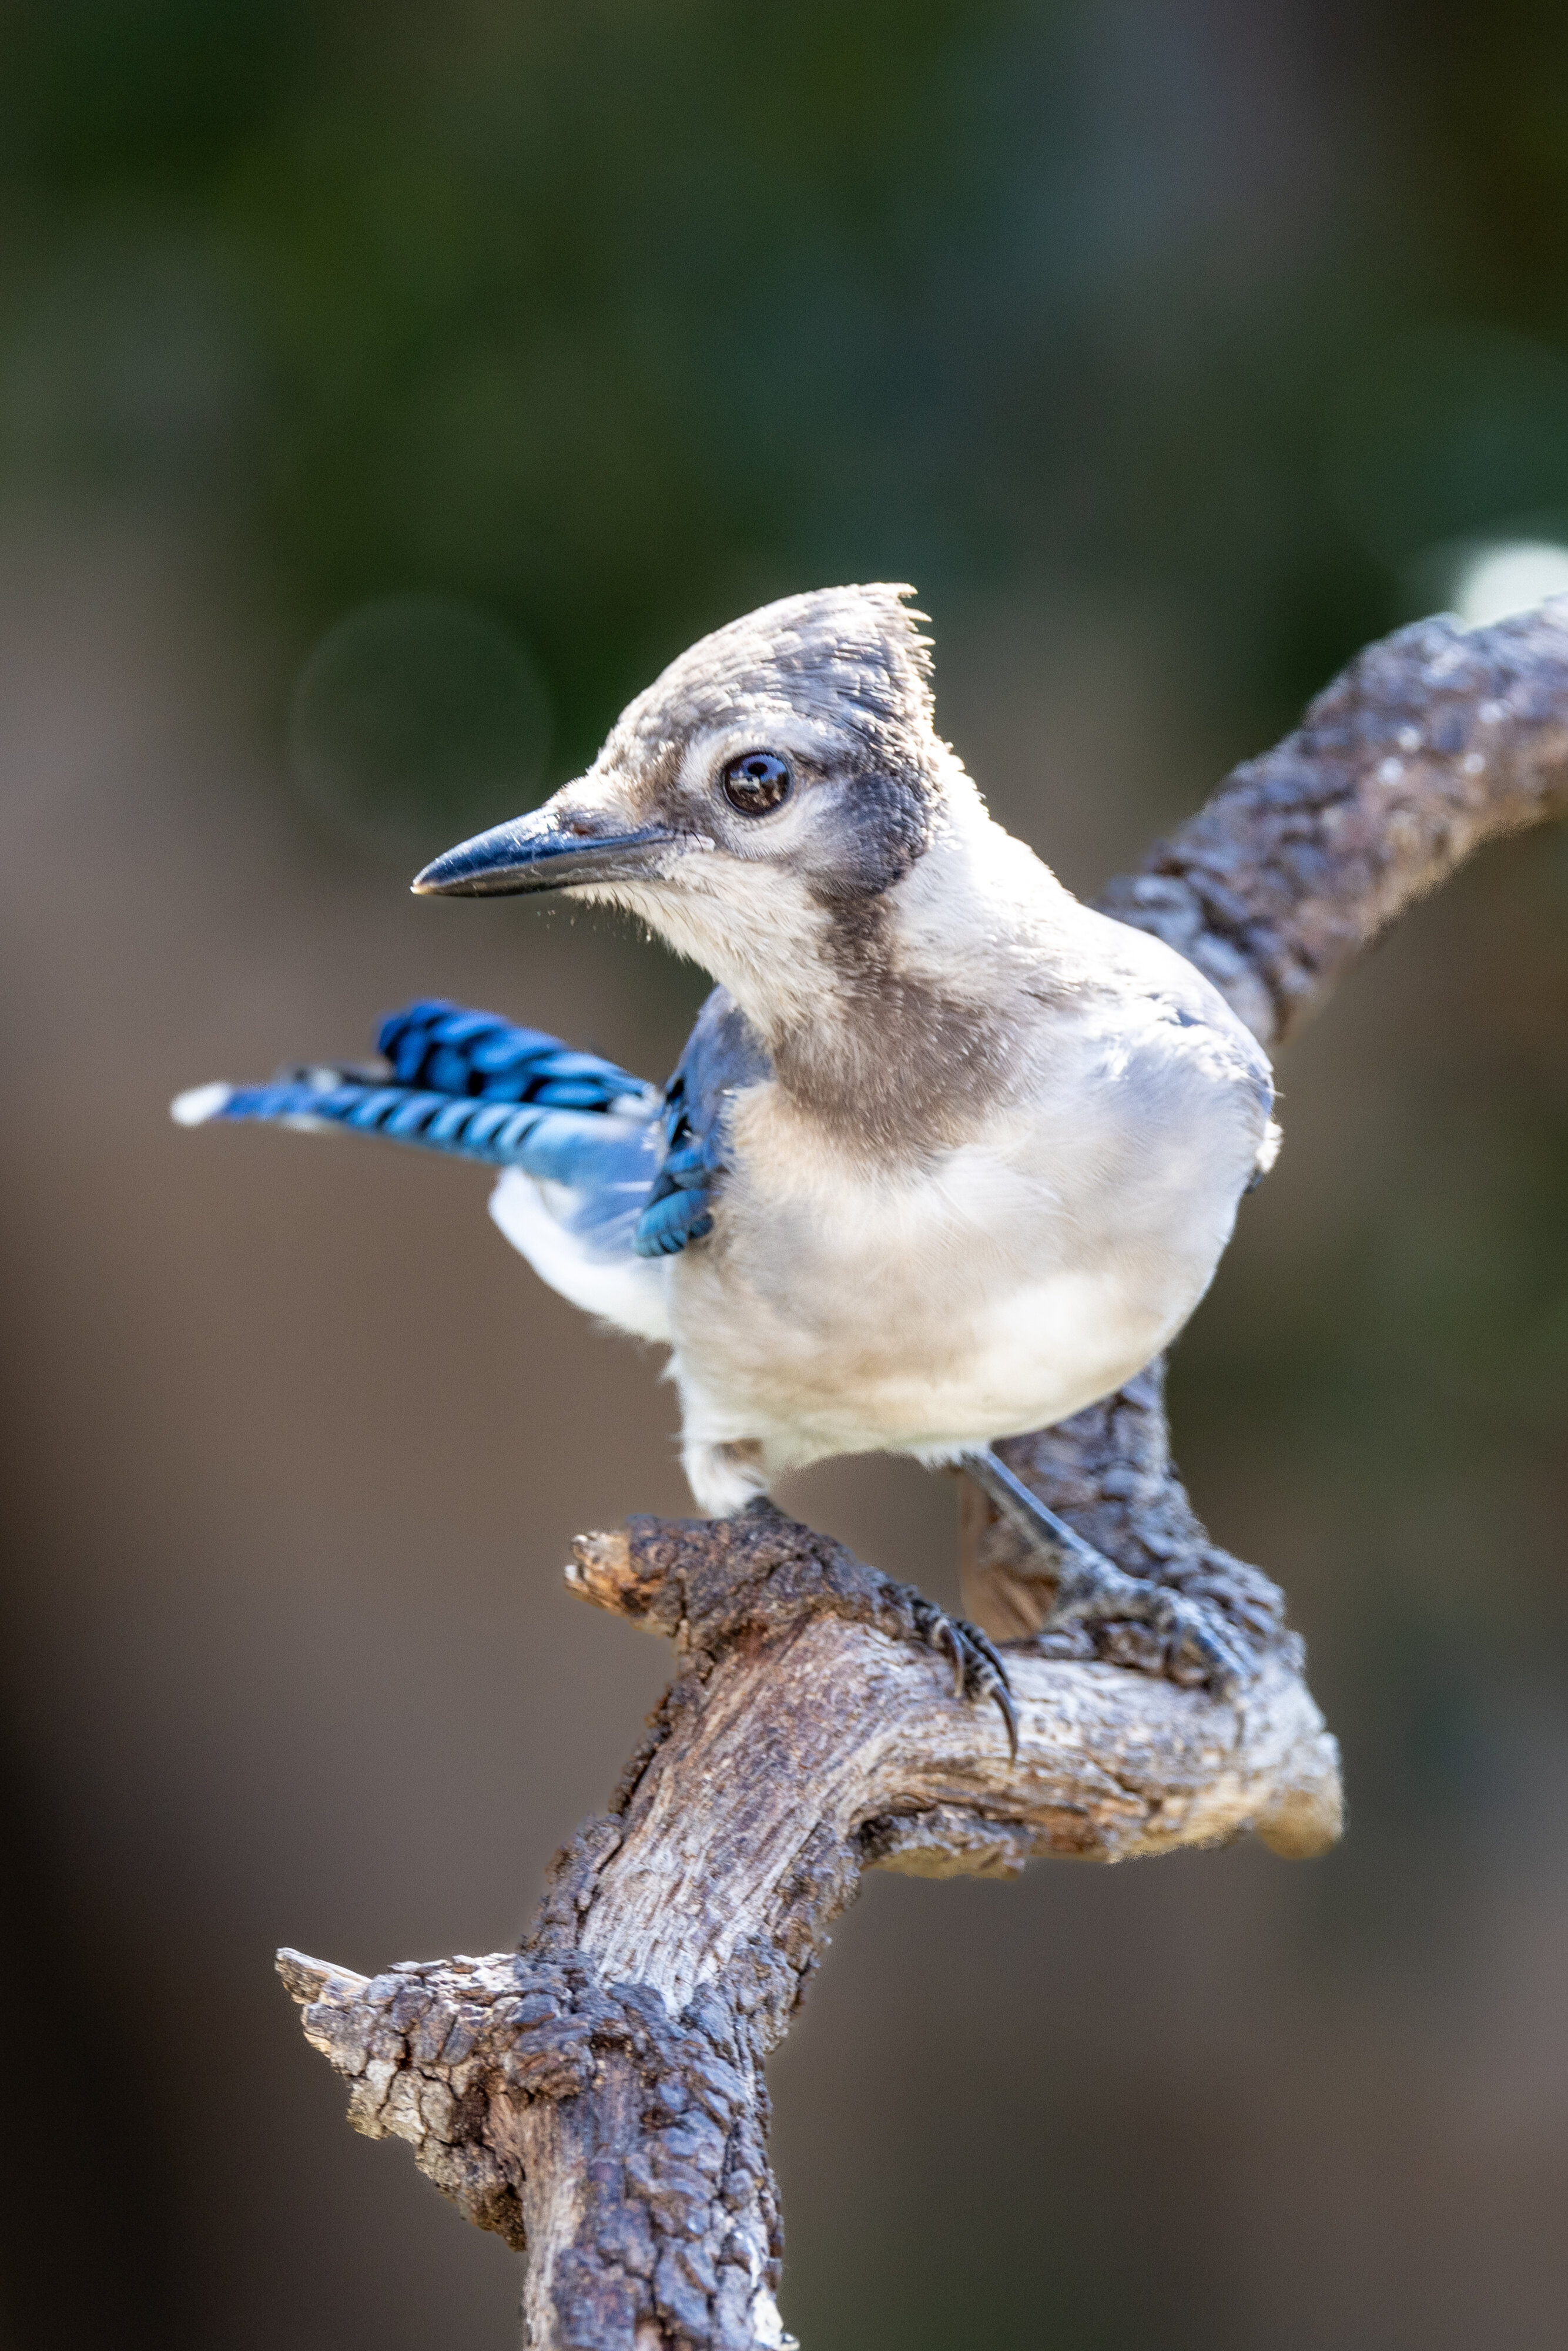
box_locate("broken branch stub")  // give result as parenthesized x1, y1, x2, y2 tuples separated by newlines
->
(280, 598, 1568, 2350)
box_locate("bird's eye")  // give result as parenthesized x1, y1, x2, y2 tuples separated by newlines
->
(721, 751, 792, 815)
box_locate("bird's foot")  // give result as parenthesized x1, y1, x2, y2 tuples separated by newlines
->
(966, 1449, 1252, 1696)
(696, 1498, 1020, 1756)
(880, 1579, 1019, 1760)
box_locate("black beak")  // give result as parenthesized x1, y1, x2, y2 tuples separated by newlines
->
(412, 807, 692, 897)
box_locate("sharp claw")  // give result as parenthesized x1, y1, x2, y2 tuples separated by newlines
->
(991, 1676, 1020, 1762)
(902, 1588, 1024, 1751)
(950, 1615, 1018, 1759)
(1167, 1596, 1251, 1694)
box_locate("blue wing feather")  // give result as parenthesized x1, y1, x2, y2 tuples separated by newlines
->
(376, 999, 647, 1110)
(178, 990, 772, 1268)
(630, 987, 771, 1258)
(185, 999, 661, 1224)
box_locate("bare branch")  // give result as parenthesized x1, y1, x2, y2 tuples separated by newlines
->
(282, 1513, 1338, 2347)
(281, 601, 1568, 2349)
(1100, 600, 1568, 1049)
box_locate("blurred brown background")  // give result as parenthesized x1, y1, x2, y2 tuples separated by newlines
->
(2, 5, 1567, 2346)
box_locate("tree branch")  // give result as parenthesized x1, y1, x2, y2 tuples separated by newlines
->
(279, 600, 1568, 2349)
(281, 1513, 1338, 2348)
(1103, 601, 1568, 1049)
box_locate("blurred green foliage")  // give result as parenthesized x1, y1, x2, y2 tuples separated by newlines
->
(8, 0, 1568, 771)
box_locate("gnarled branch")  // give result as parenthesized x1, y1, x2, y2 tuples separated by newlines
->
(282, 1512, 1337, 2347)
(281, 600, 1568, 2350)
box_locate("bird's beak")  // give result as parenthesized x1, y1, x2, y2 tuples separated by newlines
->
(411, 800, 693, 898)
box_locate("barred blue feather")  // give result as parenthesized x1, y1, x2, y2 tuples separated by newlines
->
(173, 994, 765, 1264)
(630, 986, 769, 1254)
(375, 999, 648, 1111)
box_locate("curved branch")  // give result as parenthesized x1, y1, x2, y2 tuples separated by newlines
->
(280, 600, 1568, 2350)
(1100, 600, 1568, 1049)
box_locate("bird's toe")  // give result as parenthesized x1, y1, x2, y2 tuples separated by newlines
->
(892, 1586, 1020, 1759)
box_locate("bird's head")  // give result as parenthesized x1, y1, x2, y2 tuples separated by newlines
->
(413, 584, 981, 1030)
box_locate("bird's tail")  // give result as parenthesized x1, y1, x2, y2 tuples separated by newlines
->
(171, 998, 661, 1190)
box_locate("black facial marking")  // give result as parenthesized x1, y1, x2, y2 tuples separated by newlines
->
(801, 770, 936, 906)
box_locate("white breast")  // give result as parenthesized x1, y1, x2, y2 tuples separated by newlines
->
(666, 997, 1268, 1489)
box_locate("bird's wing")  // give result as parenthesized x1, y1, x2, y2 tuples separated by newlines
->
(173, 993, 772, 1337)
(632, 986, 773, 1258)
(172, 996, 665, 1260)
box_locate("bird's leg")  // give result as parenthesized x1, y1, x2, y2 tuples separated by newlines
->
(966, 1448, 1252, 1694)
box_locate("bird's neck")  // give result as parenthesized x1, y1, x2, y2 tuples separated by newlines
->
(723, 812, 1078, 1157)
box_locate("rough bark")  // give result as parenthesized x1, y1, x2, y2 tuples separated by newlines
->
(282, 1512, 1338, 2349)
(1102, 600, 1568, 1049)
(280, 599, 1568, 2349)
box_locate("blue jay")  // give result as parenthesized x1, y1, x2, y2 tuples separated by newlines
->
(176, 586, 1278, 1722)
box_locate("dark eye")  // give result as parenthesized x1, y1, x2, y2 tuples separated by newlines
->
(721, 751, 792, 815)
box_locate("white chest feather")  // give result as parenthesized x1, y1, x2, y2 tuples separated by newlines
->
(666, 1000, 1266, 1478)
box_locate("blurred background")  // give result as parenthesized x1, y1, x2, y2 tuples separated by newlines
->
(2, 4, 1566, 2345)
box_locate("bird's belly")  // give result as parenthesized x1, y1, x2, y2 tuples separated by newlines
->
(666, 1167, 1228, 1466)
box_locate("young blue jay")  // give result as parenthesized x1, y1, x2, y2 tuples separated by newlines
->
(176, 586, 1278, 1723)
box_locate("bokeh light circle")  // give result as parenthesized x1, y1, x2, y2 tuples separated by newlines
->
(1450, 540, 1568, 627)
(289, 594, 551, 858)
